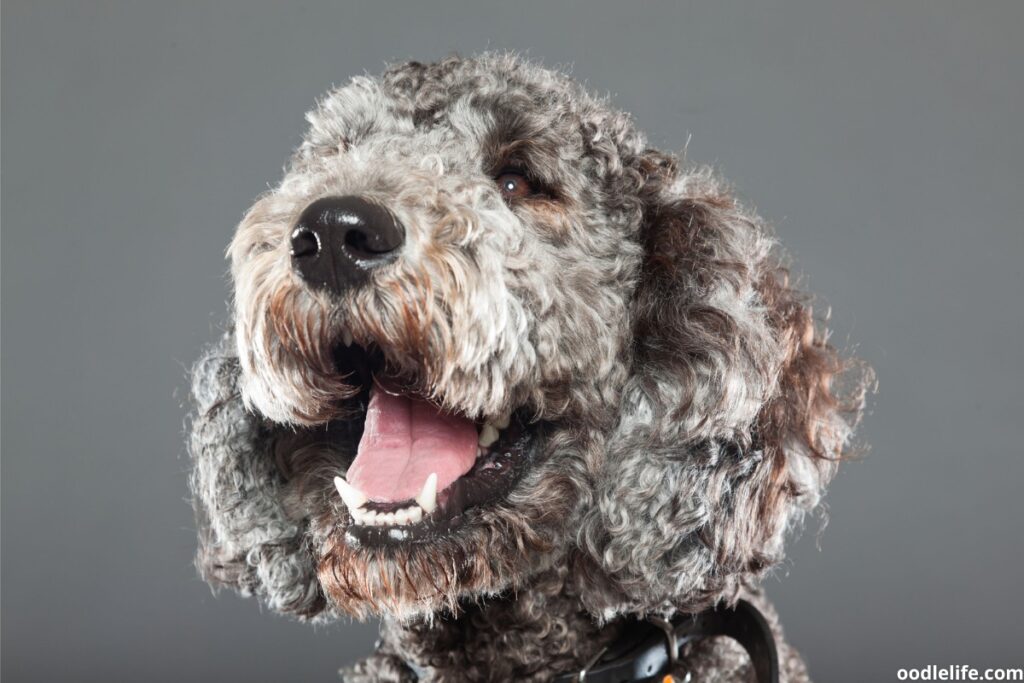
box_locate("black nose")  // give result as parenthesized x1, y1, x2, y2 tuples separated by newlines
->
(290, 196, 405, 294)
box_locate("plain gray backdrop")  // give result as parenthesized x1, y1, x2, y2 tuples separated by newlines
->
(3, 1, 1022, 681)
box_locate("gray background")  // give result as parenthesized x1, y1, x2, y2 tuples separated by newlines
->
(3, 1, 1022, 681)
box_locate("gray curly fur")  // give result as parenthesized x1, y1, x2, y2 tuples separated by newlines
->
(189, 53, 869, 681)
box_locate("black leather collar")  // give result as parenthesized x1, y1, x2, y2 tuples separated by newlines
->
(552, 600, 779, 683)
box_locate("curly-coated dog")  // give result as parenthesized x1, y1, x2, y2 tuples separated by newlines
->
(189, 54, 868, 682)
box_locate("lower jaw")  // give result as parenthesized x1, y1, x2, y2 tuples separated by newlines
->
(343, 421, 538, 549)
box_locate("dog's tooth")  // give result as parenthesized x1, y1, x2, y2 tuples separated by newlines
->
(478, 424, 499, 447)
(408, 506, 423, 524)
(341, 329, 353, 347)
(334, 476, 367, 511)
(416, 473, 438, 514)
(394, 509, 410, 525)
(492, 413, 511, 430)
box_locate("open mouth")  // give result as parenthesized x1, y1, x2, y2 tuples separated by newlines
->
(329, 335, 536, 547)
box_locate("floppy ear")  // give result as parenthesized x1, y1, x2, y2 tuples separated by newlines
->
(189, 331, 329, 620)
(580, 151, 870, 616)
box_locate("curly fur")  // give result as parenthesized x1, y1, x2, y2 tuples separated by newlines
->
(189, 53, 869, 681)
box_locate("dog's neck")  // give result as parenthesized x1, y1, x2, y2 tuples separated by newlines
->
(372, 565, 620, 681)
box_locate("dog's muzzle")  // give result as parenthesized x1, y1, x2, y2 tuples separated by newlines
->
(289, 196, 405, 295)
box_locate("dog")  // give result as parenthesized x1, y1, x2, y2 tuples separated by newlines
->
(189, 53, 869, 681)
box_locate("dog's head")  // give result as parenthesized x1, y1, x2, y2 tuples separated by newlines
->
(190, 54, 868, 623)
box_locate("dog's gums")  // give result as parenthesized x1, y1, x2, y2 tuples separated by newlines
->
(328, 333, 536, 545)
(339, 422, 534, 546)
(327, 335, 536, 544)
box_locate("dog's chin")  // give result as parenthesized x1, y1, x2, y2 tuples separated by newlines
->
(292, 335, 566, 619)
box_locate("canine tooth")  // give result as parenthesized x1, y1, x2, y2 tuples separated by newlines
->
(416, 473, 438, 514)
(478, 424, 499, 447)
(341, 329, 353, 347)
(492, 413, 511, 430)
(334, 476, 367, 511)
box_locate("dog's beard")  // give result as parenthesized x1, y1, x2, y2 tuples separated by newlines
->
(268, 363, 585, 619)
(231, 265, 582, 617)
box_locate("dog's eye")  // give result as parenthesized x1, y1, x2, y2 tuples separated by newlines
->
(495, 170, 535, 201)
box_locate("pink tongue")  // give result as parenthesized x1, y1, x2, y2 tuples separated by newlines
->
(346, 390, 479, 503)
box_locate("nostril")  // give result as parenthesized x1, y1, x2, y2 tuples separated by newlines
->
(344, 226, 392, 260)
(344, 228, 372, 259)
(290, 227, 320, 258)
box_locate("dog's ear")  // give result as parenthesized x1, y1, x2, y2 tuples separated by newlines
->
(579, 151, 870, 615)
(189, 332, 328, 620)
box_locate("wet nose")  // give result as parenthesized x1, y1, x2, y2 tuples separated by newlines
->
(290, 196, 405, 294)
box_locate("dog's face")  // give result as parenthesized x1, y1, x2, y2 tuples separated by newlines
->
(193, 55, 864, 623)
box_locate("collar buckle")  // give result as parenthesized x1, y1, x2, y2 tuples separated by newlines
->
(555, 599, 778, 683)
